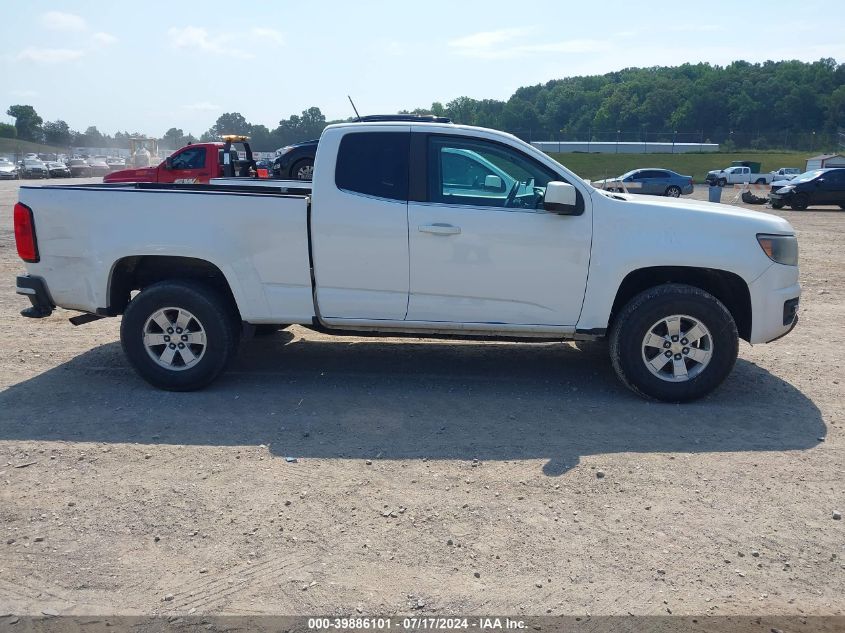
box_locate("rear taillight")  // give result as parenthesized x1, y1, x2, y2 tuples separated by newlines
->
(14, 202, 39, 263)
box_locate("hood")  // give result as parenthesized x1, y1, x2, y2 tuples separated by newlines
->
(0, 164, 16, 172)
(103, 166, 159, 183)
(593, 189, 794, 235)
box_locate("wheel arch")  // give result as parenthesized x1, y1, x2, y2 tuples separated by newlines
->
(609, 266, 752, 342)
(107, 255, 241, 320)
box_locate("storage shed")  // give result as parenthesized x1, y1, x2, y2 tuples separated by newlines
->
(805, 154, 845, 170)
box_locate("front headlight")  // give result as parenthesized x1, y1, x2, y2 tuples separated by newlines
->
(278, 146, 293, 156)
(757, 234, 798, 266)
(776, 185, 794, 193)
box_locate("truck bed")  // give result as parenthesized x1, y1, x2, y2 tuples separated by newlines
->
(17, 183, 316, 323)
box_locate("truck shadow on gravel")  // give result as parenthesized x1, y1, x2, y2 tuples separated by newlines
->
(0, 334, 825, 476)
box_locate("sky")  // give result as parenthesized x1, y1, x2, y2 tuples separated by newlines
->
(2, 0, 844, 138)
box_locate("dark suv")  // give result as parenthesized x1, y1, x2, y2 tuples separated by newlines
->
(769, 168, 845, 210)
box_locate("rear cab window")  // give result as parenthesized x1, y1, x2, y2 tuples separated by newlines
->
(335, 132, 410, 201)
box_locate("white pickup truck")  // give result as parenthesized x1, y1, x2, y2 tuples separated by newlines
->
(706, 165, 775, 186)
(14, 118, 800, 402)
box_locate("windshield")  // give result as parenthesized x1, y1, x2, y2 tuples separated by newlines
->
(792, 170, 825, 183)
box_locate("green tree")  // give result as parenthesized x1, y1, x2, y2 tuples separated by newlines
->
(42, 120, 72, 146)
(6, 104, 43, 141)
(162, 127, 187, 149)
(212, 112, 251, 136)
(0, 122, 15, 138)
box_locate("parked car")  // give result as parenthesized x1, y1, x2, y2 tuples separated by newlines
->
(771, 167, 800, 180)
(594, 169, 694, 197)
(67, 158, 92, 177)
(19, 159, 49, 179)
(272, 139, 319, 180)
(88, 157, 111, 177)
(106, 157, 126, 170)
(45, 161, 71, 178)
(706, 161, 774, 186)
(769, 168, 845, 210)
(0, 157, 19, 180)
(14, 118, 800, 402)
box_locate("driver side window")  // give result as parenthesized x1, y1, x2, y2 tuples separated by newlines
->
(427, 136, 558, 210)
(171, 147, 206, 170)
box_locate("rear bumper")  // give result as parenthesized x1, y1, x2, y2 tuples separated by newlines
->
(16, 275, 54, 318)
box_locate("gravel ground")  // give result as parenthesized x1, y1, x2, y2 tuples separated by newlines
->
(0, 179, 842, 617)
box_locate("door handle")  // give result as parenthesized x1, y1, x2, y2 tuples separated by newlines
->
(418, 223, 461, 235)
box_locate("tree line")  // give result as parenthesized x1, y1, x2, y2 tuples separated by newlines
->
(4, 58, 843, 152)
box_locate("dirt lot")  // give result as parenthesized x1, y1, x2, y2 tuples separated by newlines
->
(0, 179, 842, 618)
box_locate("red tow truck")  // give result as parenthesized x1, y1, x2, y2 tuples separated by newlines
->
(103, 135, 256, 184)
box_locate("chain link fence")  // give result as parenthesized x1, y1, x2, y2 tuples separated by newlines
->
(505, 128, 842, 153)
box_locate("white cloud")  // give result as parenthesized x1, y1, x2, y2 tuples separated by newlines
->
(251, 27, 284, 46)
(449, 28, 530, 52)
(168, 26, 254, 59)
(92, 32, 118, 46)
(16, 47, 84, 63)
(384, 41, 404, 56)
(183, 102, 220, 111)
(450, 28, 611, 60)
(40, 11, 87, 32)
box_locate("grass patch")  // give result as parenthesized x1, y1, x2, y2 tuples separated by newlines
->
(545, 151, 811, 182)
(0, 138, 69, 157)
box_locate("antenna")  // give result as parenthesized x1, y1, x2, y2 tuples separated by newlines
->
(348, 95, 361, 121)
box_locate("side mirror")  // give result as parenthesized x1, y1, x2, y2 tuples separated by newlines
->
(543, 181, 580, 215)
(484, 174, 503, 190)
(815, 178, 824, 184)
(165, 157, 173, 170)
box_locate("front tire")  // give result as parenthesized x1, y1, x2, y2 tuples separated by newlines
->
(717, 178, 727, 187)
(120, 280, 239, 391)
(790, 193, 809, 211)
(770, 200, 785, 209)
(609, 284, 739, 402)
(665, 185, 681, 197)
(291, 158, 314, 181)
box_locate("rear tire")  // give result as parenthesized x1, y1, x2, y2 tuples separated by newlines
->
(609, 284, 739, 402)
(120, 280, 239, 391)
(790, 193, 809, 211)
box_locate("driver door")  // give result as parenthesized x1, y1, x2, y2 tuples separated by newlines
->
(406, 134, 592, 326)
(167, 146, 209, 184)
